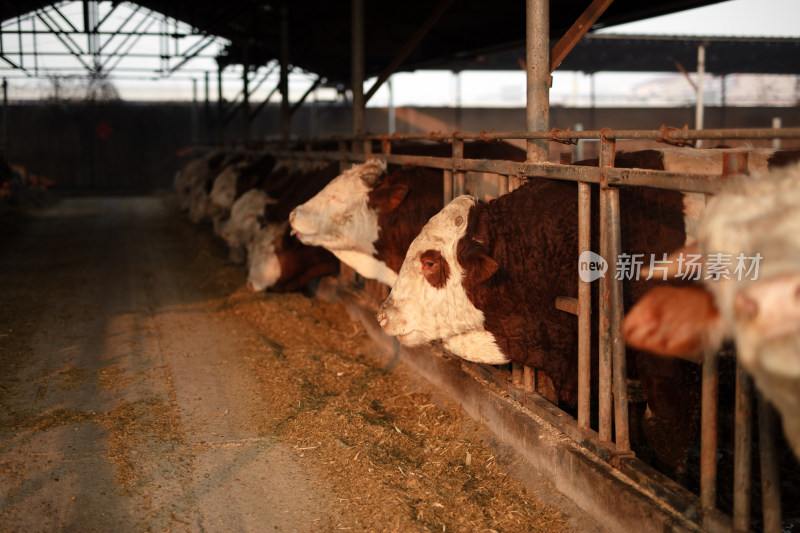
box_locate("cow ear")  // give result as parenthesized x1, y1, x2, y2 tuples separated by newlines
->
(360, 165, 384, 186)
(459, 238, 498, 284)
(372, 184, 409, 213)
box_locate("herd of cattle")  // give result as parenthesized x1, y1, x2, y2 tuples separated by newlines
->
(174, 142, 800, 475)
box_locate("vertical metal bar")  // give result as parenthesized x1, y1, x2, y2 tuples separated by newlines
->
(696, 44, 705, 149)
(523, 367, 534, 393)
(442, 170, 453, 204)
(700, 351, 719, 519)
(758, 394, 782, 533)
(525, 0, 549, 163)
(204, 71, 210, 137)
(191, 78, 198, 148)
(608, 187, 630, 452)
(279, 6, 290, 144)
(351, 0, 364, 139)
(733, 361, 752, 532)
(387, 76, 396, 134)
(242, 46, 250, 142)
(512, 362, 523, 388)
(1, 78, 7, 153)
(597, 138, 614, 442)
(452, 138, 465, 195)
(217, 64, 224, 144)
(497, 175, 509, 197)
(577, 181, 591, 430)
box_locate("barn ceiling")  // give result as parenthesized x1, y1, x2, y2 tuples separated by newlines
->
(1, 0, 741, 85)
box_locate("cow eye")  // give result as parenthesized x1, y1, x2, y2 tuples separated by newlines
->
(424, 261, 435, 269)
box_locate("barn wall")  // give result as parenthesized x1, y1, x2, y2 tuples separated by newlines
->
(5, 101, 800, 191)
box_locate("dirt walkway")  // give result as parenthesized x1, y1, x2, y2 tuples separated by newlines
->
(0, 196, 601, 532)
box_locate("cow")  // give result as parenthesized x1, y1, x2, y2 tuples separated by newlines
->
(175, 149, 227, 212)
(244, 161, 342, 292)
(289, 141, 527, 286)
(247, 223, 339, 293)
(622, 162, 800, 459)
(374, 166, 713, 480)
(220, 189, 276, 264)
(208, 152, 277, 230)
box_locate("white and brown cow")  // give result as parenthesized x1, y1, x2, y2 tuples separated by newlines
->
(623, 162, 800, 459)
(289, 141, 527, 286)
(245, 161, 341, 292)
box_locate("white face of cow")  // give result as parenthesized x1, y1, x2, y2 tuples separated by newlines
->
(289, 160, 386, 255)
(221, 189, 274, 250)
(208, 164, 240, 214)
(377, 195, 487, 346)
(246, 223, 285, 291)
(699, 166, 800, 379)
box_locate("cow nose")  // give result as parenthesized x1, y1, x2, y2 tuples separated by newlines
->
(376, 310, 388, 327)
(289, 209, 296, 223)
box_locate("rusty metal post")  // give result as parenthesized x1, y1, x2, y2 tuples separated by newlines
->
(608, 187, 630, 453)
(525, 0, 549, 163)
(758, 394, 782, 533)
(351, 0, 364, 139)
(443, 170, 453, 204)
(453, 138, 465, 195)
(700, 350, 719, 520)
(512, 362, 524, 388)
(733, 361, 752, 532)
(577, 181, 591, 430)
(597, 138, 615, 442)
(498, 175, 509, 196)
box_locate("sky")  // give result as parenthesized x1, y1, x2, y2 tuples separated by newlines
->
(2, 0, 799, 105)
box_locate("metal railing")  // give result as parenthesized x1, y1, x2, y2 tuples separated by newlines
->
(242, 125, 800, 532)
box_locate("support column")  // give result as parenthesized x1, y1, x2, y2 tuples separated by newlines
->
(526, 0, 549, 163)
(351, 0, 365, 141)
(280, 5, 290, 145)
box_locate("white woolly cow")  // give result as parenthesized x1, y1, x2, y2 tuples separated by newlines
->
(221, 189, 275, 264)
(623, 162, 800, 459)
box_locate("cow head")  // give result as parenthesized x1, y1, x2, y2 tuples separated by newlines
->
(289, 159, 386, 253)
(377, 195, 490, 346)
(208, 163, 243, 215)
(698, 167, 800, 378)
(247, 222, 287, 291)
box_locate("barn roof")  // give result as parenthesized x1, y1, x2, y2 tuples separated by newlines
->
(3, 0, 751, 84)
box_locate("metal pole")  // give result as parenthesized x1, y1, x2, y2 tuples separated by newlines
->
(525, 0, 549, 163)
(577, 181, 591, 430)
(387, 76, 395, 134)
(732, 362, 752, 532)
(1, 78, 7, 155)
(700, 351, 719, 521)
(191, 78, 198, 148)
(695, 44, 705, 149)
(597, 139, 614, 442)
(280, 5, 290, 144)
(217, 63, 224, 144)
(608, 187, 629, 452)
(351, 0, 364, 140)
(242, 55, 250, 141)
(758, 395, 782, 533)
(204, 70, 210, 138)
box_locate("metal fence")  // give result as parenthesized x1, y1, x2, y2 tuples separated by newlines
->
(249, 125, 800, 532)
